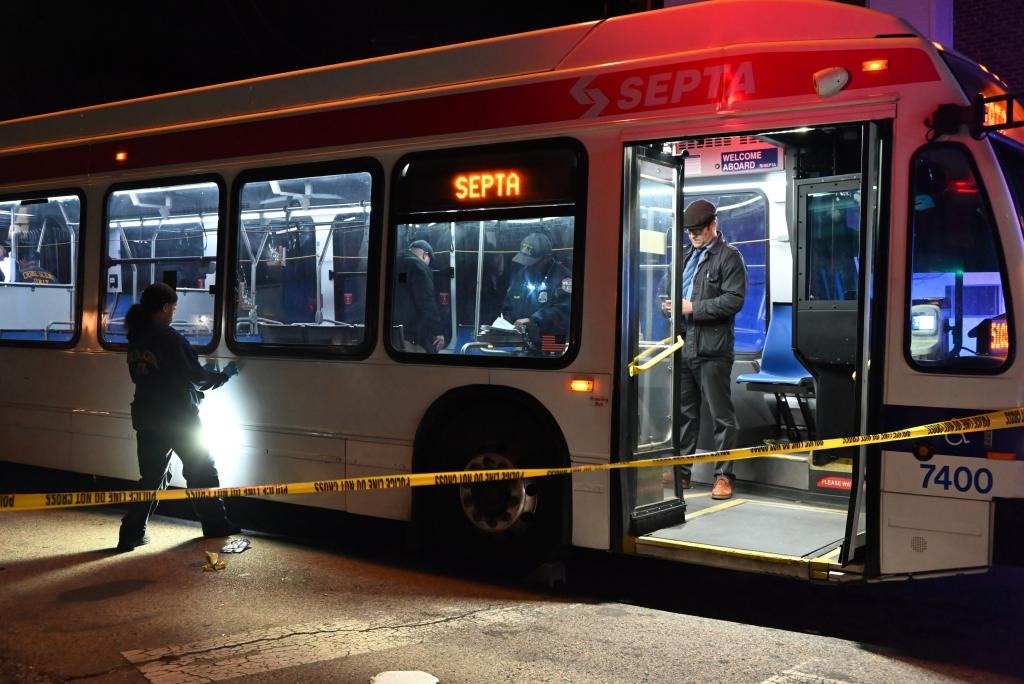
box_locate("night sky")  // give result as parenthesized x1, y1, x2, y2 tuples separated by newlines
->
(3, 2, 643, 122)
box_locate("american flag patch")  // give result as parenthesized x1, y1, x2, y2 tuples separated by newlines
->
(541, 334, 566, 353)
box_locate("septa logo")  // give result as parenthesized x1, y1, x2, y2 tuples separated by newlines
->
(571, 60, 756, 119)
(817, 476, 852, 491)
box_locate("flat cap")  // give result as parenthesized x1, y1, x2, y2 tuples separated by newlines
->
(682, 199, 717, 230)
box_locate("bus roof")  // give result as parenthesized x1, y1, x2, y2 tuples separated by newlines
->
(2, 0, 916, 152)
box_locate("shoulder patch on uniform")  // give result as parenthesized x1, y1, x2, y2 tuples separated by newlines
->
(561, 278, 572, 294)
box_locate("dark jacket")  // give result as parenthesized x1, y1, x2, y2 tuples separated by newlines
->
(501, 258, 572, 337)
(680, 234, 747, 359)
(393, 250, 444, 351)
(18, 262, 57, 284)
(127, 323, 228, 431)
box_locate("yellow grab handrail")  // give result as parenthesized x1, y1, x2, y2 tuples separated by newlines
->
(628, 335, 684, 377)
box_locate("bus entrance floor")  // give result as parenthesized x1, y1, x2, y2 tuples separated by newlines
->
(646, 482, 847, 559)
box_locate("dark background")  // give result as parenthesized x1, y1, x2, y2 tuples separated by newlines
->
(3, 1, 1021, 123)
(1, 1, 650, 121)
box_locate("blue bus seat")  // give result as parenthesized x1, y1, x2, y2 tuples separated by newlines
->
(736, 302, 816, 441)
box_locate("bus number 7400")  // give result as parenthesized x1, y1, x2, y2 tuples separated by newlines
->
(920, 463, 993, 494)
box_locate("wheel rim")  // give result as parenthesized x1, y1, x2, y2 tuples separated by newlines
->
(458, 452, 538, 533)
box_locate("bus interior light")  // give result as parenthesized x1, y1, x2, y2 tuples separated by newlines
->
(115, 151, 128, 162)
(862, 59, 889, 72)
(569, 378, 594, 393)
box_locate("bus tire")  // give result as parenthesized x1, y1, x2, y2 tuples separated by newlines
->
(413, 392, 569, 575)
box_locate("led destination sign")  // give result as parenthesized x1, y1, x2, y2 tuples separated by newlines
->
(453, 171, 522, 201)
(394, 140, 581, 216)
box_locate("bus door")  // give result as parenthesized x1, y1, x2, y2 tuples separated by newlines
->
(620, 122, 887, 579)
(788, 122, 887, 568)
(621, 146, 687, 535)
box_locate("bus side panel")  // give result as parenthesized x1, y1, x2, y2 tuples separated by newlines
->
(880, 448, 1024, 573)
(879, 491, 990, 574)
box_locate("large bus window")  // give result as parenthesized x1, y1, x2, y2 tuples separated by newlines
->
(390, 140, 585, 361)
(0, 194, 81, 344)
(907, 144, 1012, 370)
(685, 191, 767, 353)
(103, 180, 221, 348)
(233, 167, 375, 352)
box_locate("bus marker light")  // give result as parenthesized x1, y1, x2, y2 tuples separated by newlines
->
(115, 151, 128, 162)
(983, 99, 1009, 127)
(987, 451, 1016, 460)
(983, 450, 1015, 462)
(862, 59, 889, 73)
(569, 379, 594, 393)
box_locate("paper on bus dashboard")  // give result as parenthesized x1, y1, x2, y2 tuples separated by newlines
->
(491, 315, 516, 330)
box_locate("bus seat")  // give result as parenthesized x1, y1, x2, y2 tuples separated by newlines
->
(736, 302, 816, 442)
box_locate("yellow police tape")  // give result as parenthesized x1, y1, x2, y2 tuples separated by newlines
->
(1, 407, 1022, 512)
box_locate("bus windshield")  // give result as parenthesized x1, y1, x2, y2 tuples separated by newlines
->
(993, 135, 1024, 233)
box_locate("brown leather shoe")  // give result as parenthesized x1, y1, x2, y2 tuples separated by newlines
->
(711, 477, 733, 500)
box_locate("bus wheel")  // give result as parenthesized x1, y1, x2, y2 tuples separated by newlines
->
(458, 452, 539, 533)
(417, 406, 567, 575)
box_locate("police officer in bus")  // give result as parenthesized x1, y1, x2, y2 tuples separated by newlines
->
(661, 200, 747, 500)
(16, 250, 57, 284)
(393, 239, 445, 353)
(501, 232, 571, 352)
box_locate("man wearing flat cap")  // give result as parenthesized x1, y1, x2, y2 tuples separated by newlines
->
(501, 232, 571, 353)
(661, 199, 747, 500)
(393, 239, 446, 353)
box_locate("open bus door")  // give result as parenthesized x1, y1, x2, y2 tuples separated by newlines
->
(620, 122, 889, 580)
(620, 146, 687, 536)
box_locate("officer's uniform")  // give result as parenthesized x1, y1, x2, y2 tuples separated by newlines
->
(121, 321, 234, 540)
(501, 233, 572, 351)
(17, 255, 57, 284)
(501, 260, 571, 337)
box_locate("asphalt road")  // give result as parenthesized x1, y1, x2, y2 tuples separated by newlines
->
(0, 507, 1021, 683)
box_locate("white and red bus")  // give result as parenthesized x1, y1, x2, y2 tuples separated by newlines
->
(2, 0, 1023, 581)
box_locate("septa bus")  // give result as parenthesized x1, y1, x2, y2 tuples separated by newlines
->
(1, 0, 1022, 581)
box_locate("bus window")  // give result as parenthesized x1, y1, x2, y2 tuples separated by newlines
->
(907, 144, 1012, 370)
(684, 191, 768, 353)
(805, 188, 860, 302)
(392, 218, 575, 357)
(0, 195, 81, 344)
(390, 140, 584, 360)
(233, 168, 375, 351)
(103, 181, 220, 348)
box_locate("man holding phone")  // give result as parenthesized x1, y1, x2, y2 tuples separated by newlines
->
(659, 200, 747, 499)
